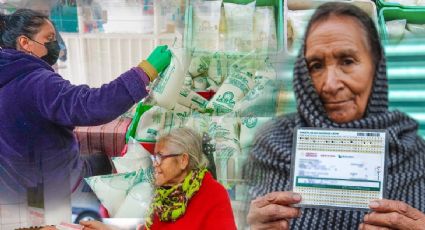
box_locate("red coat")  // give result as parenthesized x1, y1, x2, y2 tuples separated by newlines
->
(146, 172, 237, 230)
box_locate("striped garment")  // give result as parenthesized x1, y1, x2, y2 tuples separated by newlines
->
(246, 44, 425, 229)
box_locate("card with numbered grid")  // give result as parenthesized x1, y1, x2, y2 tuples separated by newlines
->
(290, 127, 388, 210)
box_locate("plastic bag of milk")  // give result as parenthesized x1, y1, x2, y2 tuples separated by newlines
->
(209, 115, 241, 188)
(254, 6, 277, 51)
(287, 9, 315, 52)
(188, 55, 211, 77)
(207, 65, 255, 115)
(386, 19, 406, 42)
(239, 116, 271, 150)
(150, 52, 185, 110)
(162, 103, 192, 134)
(406, 23, 425, 36)
(114, 182, 153, 218)
(112, 138, 152, 174)
(135, 106, 167, 142)
(224, 1, 256, 51)
(178, 87, 209, 111)
(84, 169, 147, 216)
(193, 0, 222, 51)
(208, 52, 227, 85)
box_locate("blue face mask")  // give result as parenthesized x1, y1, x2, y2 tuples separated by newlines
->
(29, 38, 60, 66)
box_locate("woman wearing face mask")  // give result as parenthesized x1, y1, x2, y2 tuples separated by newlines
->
(0, 9, 171, 203)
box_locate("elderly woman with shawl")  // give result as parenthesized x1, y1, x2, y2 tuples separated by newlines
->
(246, 2, 425, 230)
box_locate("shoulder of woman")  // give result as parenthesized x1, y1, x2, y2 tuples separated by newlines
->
(24, 67, 62, 84)
(200, 172, 228, 196)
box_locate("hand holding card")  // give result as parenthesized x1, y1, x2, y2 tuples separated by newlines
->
(247, 191, 302, 230)
(290, 128, 388, 210)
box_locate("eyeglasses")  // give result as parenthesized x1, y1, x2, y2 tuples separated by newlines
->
(151, 153, 182, 165)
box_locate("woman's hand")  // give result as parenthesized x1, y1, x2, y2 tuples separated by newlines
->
(247, 191, 302, 230)
(360, 199, 425, 230)
(138, 45, 172, 81)
(80, 220, 116, 230)
(146, 45, 172, 74)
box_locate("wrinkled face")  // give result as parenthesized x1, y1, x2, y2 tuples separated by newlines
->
(153, 141, 189, 187)
(305, 15, 375, 123)
(18, 19, 56, 58)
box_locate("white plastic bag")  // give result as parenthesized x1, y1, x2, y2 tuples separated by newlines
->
(193, 0, 222, 51)
(208, 52, 227, 85)
(184, 111, 212, 134)
(386, 19, 407, 42)
(183, 73, 193, 88)
(209, 115, 240, 187)
(124, 137, 151, 159)
(84, 170, 146, 216)
(114, 182, 153, 218)
(234, 79, 276, 116)
(406, 23, 425, 36)
(254, 59, 277, 84)
(135, 106, 167, 142)
(287, 9, 315, 52)
(162, 103, 192, 134)
(254, 6, 277, 51)
(188, 55, 210, 77)
(239, 116, 271, 149)
(151, 52, 185, 110)
(207, 66, 255, 115)
(206, 77, 219, 91)
(193, 76, 209, 90)
(224, 1, 256, 51)
(112, 138, 152, 173)
(178, 87, 209, 111)
(417, 0, 425, 6)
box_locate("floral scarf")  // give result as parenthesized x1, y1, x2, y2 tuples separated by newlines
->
(145, 168, 208, 229)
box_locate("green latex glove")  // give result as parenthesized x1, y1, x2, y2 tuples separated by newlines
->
(146, 45, 172, 74)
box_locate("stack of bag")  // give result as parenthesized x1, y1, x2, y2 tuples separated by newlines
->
(85, 138, 154, 218)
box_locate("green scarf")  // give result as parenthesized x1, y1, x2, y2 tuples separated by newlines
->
(145, 168, 208, 229)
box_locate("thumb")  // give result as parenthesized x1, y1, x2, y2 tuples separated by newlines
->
(164, 49, 172, 59)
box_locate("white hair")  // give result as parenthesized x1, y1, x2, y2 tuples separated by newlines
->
(157, 127, 209, 171)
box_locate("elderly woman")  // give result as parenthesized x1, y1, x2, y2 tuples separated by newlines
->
(246, 2, 425, 230)
(81, 127, 237, 230)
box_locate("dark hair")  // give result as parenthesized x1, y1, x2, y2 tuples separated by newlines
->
(0, 9, 49, 49)
(304, 2, 382, 67)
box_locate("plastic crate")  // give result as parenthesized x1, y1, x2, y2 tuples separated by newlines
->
(377, 0, 425, 9)
(184, 0, 284, 53)
(284, 0, 379, 55)
(379, 7, 425, 42)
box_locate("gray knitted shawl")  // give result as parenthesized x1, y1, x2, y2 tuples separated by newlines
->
(247, 45, 425, 229)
